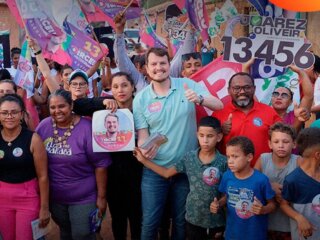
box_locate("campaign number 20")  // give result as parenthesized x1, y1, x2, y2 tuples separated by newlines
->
(221, 36, 314, 68)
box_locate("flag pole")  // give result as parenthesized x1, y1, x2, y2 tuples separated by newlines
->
(121, 0, 134, 16)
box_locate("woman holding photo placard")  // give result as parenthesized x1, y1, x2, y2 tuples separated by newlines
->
(104, 72, 143, 240)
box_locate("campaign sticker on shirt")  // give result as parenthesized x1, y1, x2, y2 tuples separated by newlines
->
(12, 147, 23, 157)
(235, 200, 253, 219)
(202, 167, 220, 186)
(148, 102, 162, 113)
(0, 150, 4, 159)
(312, 194, 320, 215)
(253, 117, 263, 127)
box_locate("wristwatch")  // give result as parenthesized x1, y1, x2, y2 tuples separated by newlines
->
(198, 95, 204, 105)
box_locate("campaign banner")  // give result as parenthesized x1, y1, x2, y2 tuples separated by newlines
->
(163, 4, 188, 42)
(173, 0, 209, 42)
(255, 68, 300, 111)
(92, 109, 135, 152)
(163, 4, 188, 54)
(221, 15, 314, 69)
(208, 0, 238, 37)
(190, 56, 242, 116)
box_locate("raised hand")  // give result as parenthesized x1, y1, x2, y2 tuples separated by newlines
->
(114, 12, 126, 34)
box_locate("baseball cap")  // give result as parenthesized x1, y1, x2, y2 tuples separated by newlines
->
(69, 69, 88, 83)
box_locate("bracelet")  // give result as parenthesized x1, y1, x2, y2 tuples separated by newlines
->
(33, 49, 42, 55)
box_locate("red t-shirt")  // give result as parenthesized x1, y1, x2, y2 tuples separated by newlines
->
(213, 101, 281, 166)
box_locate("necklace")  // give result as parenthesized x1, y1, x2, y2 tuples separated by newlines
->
(1, 126, 22, 147)
(52, 117, 74, 145)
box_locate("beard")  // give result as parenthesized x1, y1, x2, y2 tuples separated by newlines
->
(234, 98, 252, 108)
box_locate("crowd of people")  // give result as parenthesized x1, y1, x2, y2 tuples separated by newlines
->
(0, 11, 319, 240)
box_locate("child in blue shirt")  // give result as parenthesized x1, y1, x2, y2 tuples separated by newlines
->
(281, 127, 320, 240)
(134, 116, 227, 240)
(211, 136, 276, 240)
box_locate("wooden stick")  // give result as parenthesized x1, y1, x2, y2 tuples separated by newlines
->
(120, 0, 134, 16)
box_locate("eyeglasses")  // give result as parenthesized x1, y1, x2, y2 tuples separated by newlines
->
(272, 91, 290, 99)
(70, 82, 87, 88)
(0, 90, 15, 95)
(230, 85, 254, 94)
(0, 110, 22, 118)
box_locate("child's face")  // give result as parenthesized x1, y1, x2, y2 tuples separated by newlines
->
(197, 126, 222, 152)
(269, 131, 295, 158)
(226, 145, 252, 173)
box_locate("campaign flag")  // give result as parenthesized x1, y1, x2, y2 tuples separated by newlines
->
(64, 22, 107, 71)
(14, 41, 34, 98)
(190, 56, 242, 119)
(163, 4, 189, 54)
(93, 0, 140, 24)
(6, 0, 24, 27)
(140, 11, 166, 48)
(173, 0, 209, 42)
(10, 0, 107, 71)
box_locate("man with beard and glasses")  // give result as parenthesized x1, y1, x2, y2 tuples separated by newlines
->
(213, 72, 281, 166)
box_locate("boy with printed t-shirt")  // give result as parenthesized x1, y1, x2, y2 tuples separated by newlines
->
(255, 122, 302, 240)
(134, 116, 227, 240)
(281, 127, 320, 240)
(210, 136, 276, 240)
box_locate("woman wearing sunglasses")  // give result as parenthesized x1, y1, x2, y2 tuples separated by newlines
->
(271, 65, 313, 131)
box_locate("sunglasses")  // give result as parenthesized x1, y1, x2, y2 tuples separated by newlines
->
(272, 91, 290, 99)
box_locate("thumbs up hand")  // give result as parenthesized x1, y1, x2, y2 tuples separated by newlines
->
(222, 113, 232, 135)
(184, 83, 201, 104)
(251, 196, 264, 215)
(210, 197, 219, 214)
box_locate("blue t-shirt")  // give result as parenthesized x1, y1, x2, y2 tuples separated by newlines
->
(282, 167, 320, 240)
(219, 169, 275, 240)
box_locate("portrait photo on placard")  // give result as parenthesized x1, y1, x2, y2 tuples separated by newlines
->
(92, 109, 134, 152)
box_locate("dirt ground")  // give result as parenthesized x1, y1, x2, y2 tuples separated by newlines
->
(46, 208, 121, 240)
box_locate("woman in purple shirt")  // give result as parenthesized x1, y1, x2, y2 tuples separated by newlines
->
(36, 89, 111, 240)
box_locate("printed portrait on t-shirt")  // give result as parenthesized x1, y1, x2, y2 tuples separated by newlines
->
(312, 194, 320, 215)
(203, 167, 220, 186)
(235, 200, 253, 219)
(228, 186, 254, 219)
(92, 109, 134, 152)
